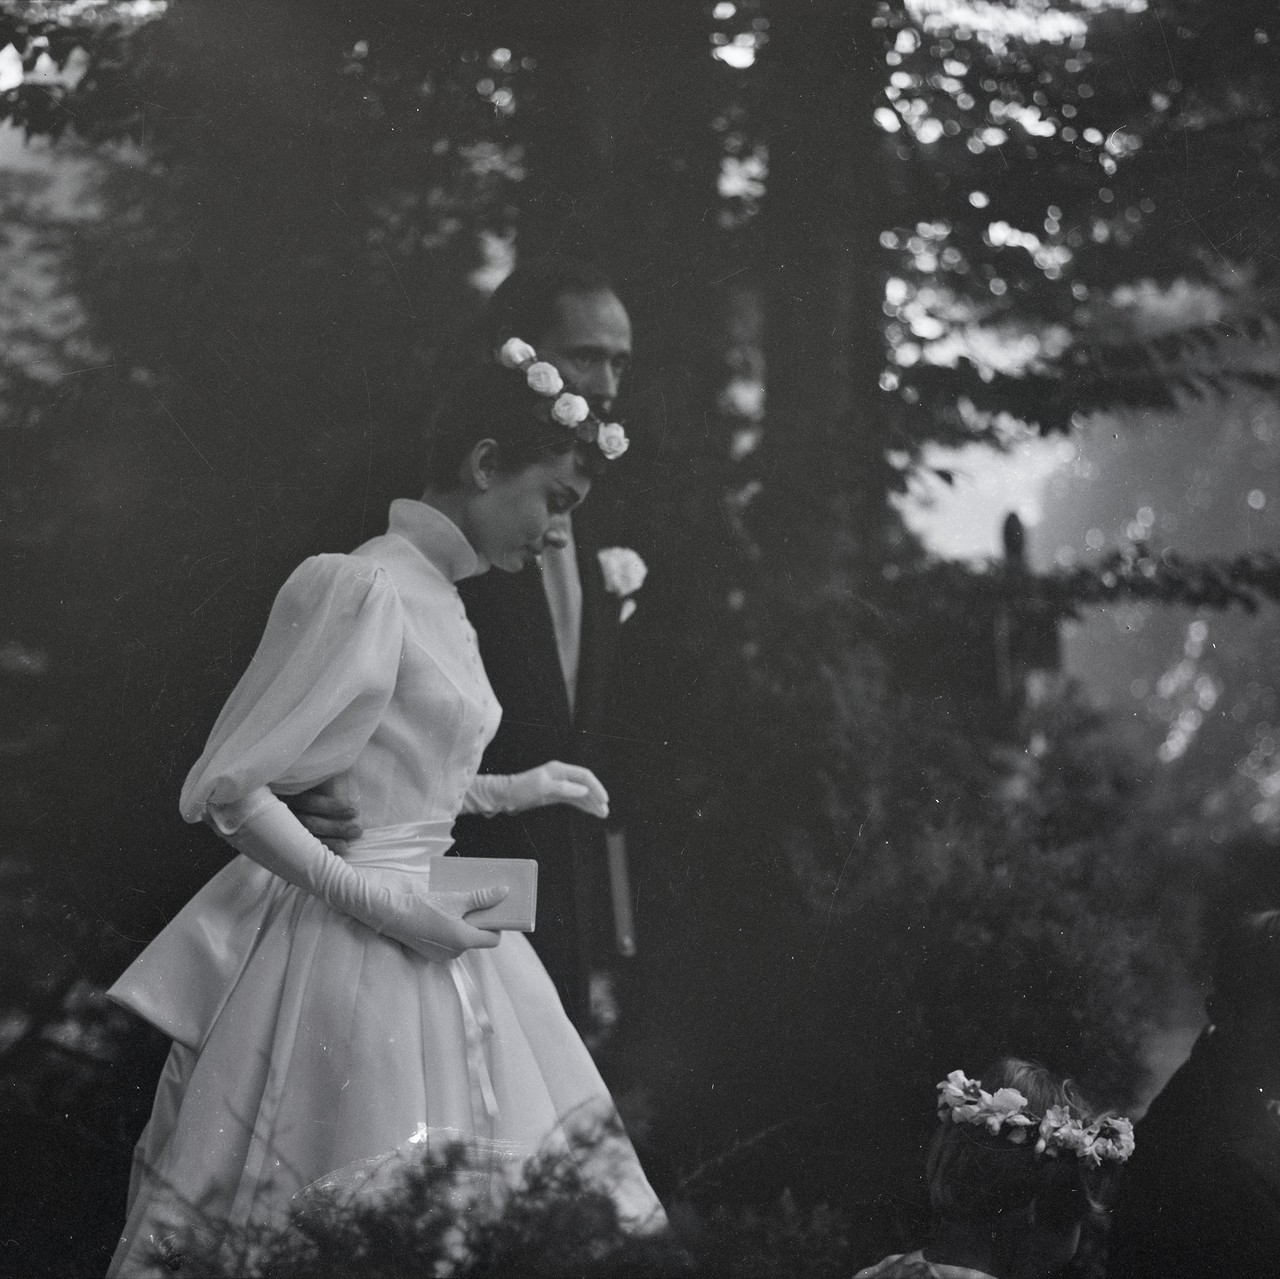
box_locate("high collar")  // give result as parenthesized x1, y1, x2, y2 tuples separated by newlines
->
(387, 499, 482, 583)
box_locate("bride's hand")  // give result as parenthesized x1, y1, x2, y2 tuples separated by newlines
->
(369, 883, 507, 962)
(506, 762, 610, 819)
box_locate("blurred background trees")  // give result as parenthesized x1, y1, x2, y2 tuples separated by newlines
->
(2, 1, 1279, 1273)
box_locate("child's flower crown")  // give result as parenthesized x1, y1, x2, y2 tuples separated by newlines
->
(936, 1070, 1135, 1167)
(496, 337, 629, 460)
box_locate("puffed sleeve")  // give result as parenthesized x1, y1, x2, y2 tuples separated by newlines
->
(180, 554, 403, 834)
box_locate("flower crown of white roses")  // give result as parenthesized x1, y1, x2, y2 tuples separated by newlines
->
(936, 1070, 1135, 1167)
(496, 337, 629, 461)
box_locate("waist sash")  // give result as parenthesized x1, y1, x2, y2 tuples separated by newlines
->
(343, 818, 453, 870)
(346, 821, 499, 1126)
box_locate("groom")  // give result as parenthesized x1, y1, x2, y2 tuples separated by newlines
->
(455, 258, 636, 1040)
(295, 257, 637, 1038)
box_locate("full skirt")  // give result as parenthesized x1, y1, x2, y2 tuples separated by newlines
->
(106, 860, 662, 1276)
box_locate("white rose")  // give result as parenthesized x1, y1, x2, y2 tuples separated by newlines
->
(717, 377, 765, 421)
(551, 392, 589, 426)
(597, 422, 630, 460)
(526, 361, 564, 396)
(497, 337, 537, 370)
(597, 546, 648, 598)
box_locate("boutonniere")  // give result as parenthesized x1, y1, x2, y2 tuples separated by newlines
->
(597, 547, 648, 623)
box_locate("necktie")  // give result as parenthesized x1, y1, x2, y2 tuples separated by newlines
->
(540, 518, 583, 716)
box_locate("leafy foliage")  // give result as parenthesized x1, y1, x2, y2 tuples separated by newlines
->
(727, 603, 1193, 1095)
(904, 543, 1280, 621)
(172, 1128, 853, 1279)
(0, 3, 164, 141)
(875, 0, 1280, 440)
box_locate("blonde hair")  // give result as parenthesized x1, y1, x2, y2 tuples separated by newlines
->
(927, 1058, 1111, 1233)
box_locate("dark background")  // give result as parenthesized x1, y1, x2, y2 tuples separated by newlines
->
(3, 2, 1280, 1274)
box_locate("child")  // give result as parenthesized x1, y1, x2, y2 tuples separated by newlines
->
(856, 1059, 1133, 1279)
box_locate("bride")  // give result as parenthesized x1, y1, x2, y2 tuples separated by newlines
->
(106, 341, 661, 1275)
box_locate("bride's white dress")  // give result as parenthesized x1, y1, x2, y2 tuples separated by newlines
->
(105, 500, 662, 1276)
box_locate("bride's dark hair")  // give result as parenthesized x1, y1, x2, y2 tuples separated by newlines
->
(423, 361, 607, 490)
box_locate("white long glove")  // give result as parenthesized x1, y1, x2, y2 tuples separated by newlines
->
(221, 791, 505, 962)
(462, 761, 610, 820)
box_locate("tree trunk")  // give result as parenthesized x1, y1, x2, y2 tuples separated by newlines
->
(756, 0, 886, 585)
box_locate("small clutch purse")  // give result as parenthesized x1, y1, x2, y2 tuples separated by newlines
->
(428, 856, 538, 932)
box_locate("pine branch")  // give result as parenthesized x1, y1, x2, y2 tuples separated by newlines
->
(898, 545, 1280, 619)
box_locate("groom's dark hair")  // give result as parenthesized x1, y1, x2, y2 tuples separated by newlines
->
(423, 256, 622, 480)
(481, 256, 617, 352)
(423, 360, 608, 490)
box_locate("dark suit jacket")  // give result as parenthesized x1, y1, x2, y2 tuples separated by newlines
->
(1107, 1028, 1280, 1279)
(454, 507, 626, 1027)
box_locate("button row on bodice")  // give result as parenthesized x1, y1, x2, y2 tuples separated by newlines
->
(453, 598, 484, 673)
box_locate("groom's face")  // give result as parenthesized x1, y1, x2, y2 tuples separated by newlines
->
(536, 289, 632, 417)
